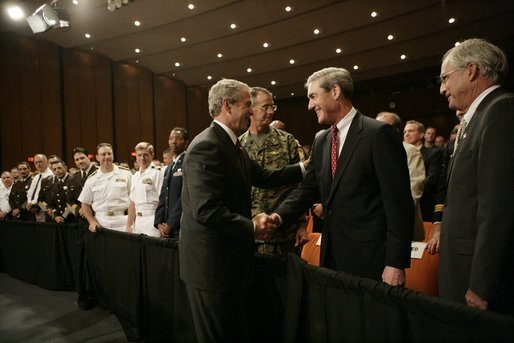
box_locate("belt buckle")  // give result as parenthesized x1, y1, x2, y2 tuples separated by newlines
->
(137, 212, 143, 217)
(106, 210, 114, 216)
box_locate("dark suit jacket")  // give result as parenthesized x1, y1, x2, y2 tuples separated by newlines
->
(68, 165, 98, 207)
(439, 88, 514, 314)
(154, 153, 185, 238)
(276, 112, 413, 281)
(179, 122, 303, 292)
(419, 146, 443, 222)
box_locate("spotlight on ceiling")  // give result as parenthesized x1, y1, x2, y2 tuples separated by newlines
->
(26, 1, 70, 34)
(108, 0, 134, 12)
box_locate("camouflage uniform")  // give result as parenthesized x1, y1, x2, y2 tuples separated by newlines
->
(239, 127, 303, 254)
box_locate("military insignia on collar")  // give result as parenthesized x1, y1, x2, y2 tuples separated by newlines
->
(142, 177, 153, 185)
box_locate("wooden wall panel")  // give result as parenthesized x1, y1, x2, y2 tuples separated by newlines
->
(0, 34, 61, 171)
(153, 75, 187, 158)
(186, 86, 209, 139)
(113, 63, 154, 164)
(62, 49, 113, 166)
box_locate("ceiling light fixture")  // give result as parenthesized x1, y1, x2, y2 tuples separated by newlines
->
(370, 11, 378, 18)
(181, 37, 187, 42)
(175, 62, 180, 67)
(84, 33, 91, 38)
(289, 59, 295, 64)
(271, 81, 276, 85)
(217, 53, 223, 58)
(336, 48, 342, 54)
(262, 42, 269, 48)
(7, 6, 24, 20)
(26, 0, 70, 33)
(400, 54, 407, 60)
(188, 4, 195, 10)
(313, 28, 320, 35)
(353, 65, 359, 70)
(72, 0, 78, 4)
(285, 6, 292, 12)
(134, 20, 141, 26)
(107, 0, 133, 12)
(454, 41, 461, 47)
(387, 34, 394, 40)
(230, 23, 237, 29)
(207, 75, 212, 80)
(448, 17, 456, 24)
(246, 68, 252, 73)
(291, 92, 295, 96)
(135, 48, 140, 53)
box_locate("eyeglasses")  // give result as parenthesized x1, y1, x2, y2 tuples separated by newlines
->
(439, 68, 463, 84)
(257, 104, 277, 112)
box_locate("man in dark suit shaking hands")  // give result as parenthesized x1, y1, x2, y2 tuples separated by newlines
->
(438, 39, 514, 315)
(179, 79, 304, 342)
(269, 67, 414, 286)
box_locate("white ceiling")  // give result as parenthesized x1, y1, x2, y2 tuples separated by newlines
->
(2, 0, 514, 99)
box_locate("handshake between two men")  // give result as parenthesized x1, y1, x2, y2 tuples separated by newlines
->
(251, 213, 310, 248)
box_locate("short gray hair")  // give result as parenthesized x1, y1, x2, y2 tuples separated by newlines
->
(250, 86, 273, 104)
(305, 67, 354, 100)
(443, 38, 509, 84)
(208, 79, 250, 118)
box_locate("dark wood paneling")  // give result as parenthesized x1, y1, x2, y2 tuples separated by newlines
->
(186, 86, 209, 139)
(113, 63, 154, 164)
(63, 49, 113, 166)
(0, 34, 61, 170)
(153, 75, 187, 158)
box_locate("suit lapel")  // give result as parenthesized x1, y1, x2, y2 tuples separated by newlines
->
(328, 113, 363, 202)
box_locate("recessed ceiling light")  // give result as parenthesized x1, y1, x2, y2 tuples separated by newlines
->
(135, 60, 139, 63)
(313, 28, 320, 35)
(72, 0, 79, 5)
(400, 54, 407, 60)
(455, 41, 461, 47)
(90, 47, 94, 50)
(230, 23, 237, 29)
(289, 59, 295, 64)
(135, 48, 141, 53)
(181, 37, 187, 42)
(448, 17, 456, 24)
(84, 33, 91, 38)
(285, 6, 292, 12)
(175, 62, 181, 67)
(353, 65, 359, 70)
(387, 34, 394, 40)
(134, 20, 141, 26)
(370, 11, 378, 18)
(336, 48, 342, 54)
(247, 68, 252, 73)
(217, 53, 223, 58)
(291, 92, 295, 96)
(271, 80, 276, 85)
(207, 75, 212, 80)
(262, 42, 269, 48)
(7, 6, 24, 20)
(188, 4, 195, 10)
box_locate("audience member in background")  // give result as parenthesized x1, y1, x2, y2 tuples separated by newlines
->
(434, 135, 446, 148)
(26, 154, 53, 222)
(403, 120, 443, 222)
(180, 79, 303, 342)
(154, 127, 188, 238)
(10, 168, 19, 182)
(376, 112, 426, 241)
(437, 38, 514, 315)
(162, 148, 173, 167)
(0, 171, 13, 220)
(9, 162, 32, 221)
(449, 124, 459, 141)
(40, 160, 74, 223)
(424, 126, 437, 148)
(152, 159, 162, 167)
(269, 67, 413, 286)
(126, 142, 163, 236)
(240, 86, 307, 255)
(270, 119, 307, 161)
(68, 147, 98, 221)
(79, 143, 132, 232)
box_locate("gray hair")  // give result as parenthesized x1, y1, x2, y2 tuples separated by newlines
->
(376, 112, 402, 131)
(250, 86, 273, 104)
(305, 67, 354, 100)
(405, 120, 425, 133)
(208, 79, 250, 118)
(443, 38, 509, 84)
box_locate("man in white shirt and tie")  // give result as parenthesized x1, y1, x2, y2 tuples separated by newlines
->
(26, 154, 53, 222)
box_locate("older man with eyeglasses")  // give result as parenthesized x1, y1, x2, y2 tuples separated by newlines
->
(437, 38, 514, 316)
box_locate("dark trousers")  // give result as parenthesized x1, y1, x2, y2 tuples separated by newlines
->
(185, 284, 254, 343)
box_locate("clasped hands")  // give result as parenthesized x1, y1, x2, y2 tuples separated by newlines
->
(252, 213, 280, 240)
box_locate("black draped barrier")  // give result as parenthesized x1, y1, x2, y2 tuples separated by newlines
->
(1, 221, 514, 342)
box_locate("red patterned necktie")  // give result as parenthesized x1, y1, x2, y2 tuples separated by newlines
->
(331, 125, 339, 178)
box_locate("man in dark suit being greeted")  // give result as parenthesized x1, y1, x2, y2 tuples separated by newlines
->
(179, 78, 304, 342)
(154, 127, 189, 238)
(438, 38, 514, 315)
(269, 67, 414, 286)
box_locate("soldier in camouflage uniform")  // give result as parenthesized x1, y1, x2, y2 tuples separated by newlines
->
(240, 87, 307, 255)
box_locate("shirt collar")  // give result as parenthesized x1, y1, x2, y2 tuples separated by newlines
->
(214, 119, 239, 145)
(334, 107, 357, 131)
(463, 85, 500, 123)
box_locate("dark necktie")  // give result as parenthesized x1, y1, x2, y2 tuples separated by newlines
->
(30, 174, 42, 201)
(331, 125, 339, 178)
(81, 171, 86, 184)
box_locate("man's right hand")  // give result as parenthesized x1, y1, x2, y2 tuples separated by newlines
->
(253, 213, 278, 240)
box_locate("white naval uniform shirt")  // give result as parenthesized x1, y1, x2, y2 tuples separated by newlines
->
(129, 164, 164, 236)
(0, 184, 12, 212)
(26, 168, 53, 205)
(78, 165, 132, 231)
